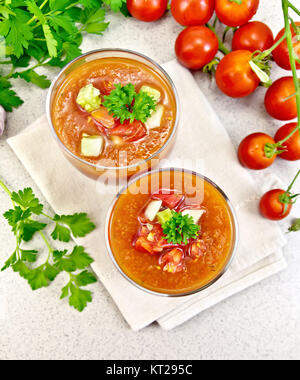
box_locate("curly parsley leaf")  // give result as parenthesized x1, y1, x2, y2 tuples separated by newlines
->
(103, 83, 157, 124)
(162, 211, 200, 245)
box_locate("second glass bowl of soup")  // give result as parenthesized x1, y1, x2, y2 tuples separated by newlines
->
(106, 168, 239, 297)
(47, 49, 179, 180)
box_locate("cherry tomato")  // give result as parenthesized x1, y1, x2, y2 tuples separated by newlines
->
(232, 21, 274, 53)
(260, 189, 292, 221)
(274, 122, 300, 161)
(175, 26, 219, 70)
(264, 77, 297, 121)
(127, 0, 168, 22)
(171, 0, 215, 26)
(215, 0, 259, 27)
(272, 22, 300, 71)
(215, 50, 260, 98)
(238, 133, 276, 170)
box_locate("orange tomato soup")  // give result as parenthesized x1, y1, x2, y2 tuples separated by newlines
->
(108, 170, 236, 295)
(52, 57, 177, 168)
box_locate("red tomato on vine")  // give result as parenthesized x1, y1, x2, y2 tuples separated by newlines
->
(260, 189, 293, 221)
(171, 0, 215, 26)
(215, 50, 260, 98)
(274, 123, 300, 162)
(127, 0, 168, 22)
(232, 21, 274, 53)
(175, 26, 219, 70)
(272, 22, 300, 70)
(238, 133, 276, 170)
(264, 77, 298, 121)
(215, 0, 259, 27)
(260, 170, 300, 221)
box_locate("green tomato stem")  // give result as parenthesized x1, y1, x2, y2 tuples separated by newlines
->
(206, 23, 230, 55)
(282, 0, 300, 130)
(286, 169, 300, 193)
(253, 32, 287, 62)
(264, 0, 300, 156)
(39, 231, 54, 255)
(288, 1, 300, 16)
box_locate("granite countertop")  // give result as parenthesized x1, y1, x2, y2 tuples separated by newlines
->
(0, 1, 300, 360)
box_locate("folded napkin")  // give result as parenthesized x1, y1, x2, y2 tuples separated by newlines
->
(7, 60, 287, 331)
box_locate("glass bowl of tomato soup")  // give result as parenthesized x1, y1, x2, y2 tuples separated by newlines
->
(46, 49, 179, 180)
(106, 168, 239, 297)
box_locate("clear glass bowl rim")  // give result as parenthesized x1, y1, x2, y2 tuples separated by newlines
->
(105, 167, 239, 298)
(46, 48, 180, 171)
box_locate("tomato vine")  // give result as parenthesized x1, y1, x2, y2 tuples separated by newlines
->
(264, 0, 300, 158)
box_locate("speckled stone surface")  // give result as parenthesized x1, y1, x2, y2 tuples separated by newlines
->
(0, 1, 300, 360)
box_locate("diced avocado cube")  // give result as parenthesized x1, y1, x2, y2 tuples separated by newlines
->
(157, 208, 173, 225)
(140, 85, 161, 103)
(81, 135, 104, 157)
(76, 84, 101, 112)
(145, 104, 164, 130)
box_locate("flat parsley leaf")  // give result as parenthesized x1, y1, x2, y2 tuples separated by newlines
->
(1, 160, 97, 312)
(288, 219, 300, 233)
(75, 270, 97, 287)
(69, 284, 93, 312)
(53, 246, 94, 272)
(11, 188, 44, 215)
(20, 249, 38, 263)
(12, 69, 51, 89)
(103, 83, 157, 124)
(52, 213, 96, 241)
(0, 76, 23, 112)
(0, 9, 33, 58)
(103, 0, 127, 13)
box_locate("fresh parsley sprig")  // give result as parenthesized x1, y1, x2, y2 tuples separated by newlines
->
(0, 179, 97, 312)
(161, 211, 200, 245)
(103, 83, 157, 124)
(0, 0, 111, 112)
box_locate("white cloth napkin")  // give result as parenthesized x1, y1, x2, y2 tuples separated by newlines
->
(7, 60, 287, 331)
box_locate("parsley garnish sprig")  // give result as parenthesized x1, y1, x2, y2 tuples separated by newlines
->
(103, 83, 157, 124)
(0, 179, 97, 312)
(162, 211, 200, 245)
